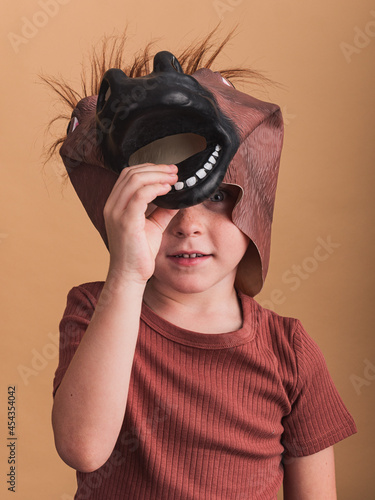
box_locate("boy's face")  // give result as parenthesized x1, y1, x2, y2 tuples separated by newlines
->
(149, 184, 249, 295)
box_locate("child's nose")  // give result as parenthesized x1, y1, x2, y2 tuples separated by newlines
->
(171, 206, 204, 237)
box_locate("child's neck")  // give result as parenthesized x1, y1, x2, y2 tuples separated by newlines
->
(143, 280, 243, 334)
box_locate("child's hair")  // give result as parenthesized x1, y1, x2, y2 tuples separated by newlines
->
(41, 26, 276, 164)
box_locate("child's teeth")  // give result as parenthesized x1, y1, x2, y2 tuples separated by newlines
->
(177, 253, 203, 258)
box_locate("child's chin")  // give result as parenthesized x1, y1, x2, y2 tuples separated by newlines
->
(167, 278, 212, 295)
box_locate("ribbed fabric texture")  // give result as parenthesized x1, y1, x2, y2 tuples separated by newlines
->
(53, 282, 357, 500)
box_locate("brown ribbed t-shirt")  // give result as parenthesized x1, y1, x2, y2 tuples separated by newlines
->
(53, 282, 356, 500)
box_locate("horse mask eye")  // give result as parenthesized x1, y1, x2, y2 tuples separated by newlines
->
(95, 51, 240, 209)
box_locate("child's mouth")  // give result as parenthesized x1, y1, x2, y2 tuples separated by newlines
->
(168, 252, 211, 266)
(173, 253, 205, 258)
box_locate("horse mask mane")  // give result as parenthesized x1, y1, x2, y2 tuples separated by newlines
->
(57, 40, 284, 297)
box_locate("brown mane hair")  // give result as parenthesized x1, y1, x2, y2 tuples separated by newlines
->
(41, 27, 277, 164)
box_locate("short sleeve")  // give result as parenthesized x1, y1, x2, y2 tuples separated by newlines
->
(281, 321, 357, 458)
(52, 283, 102, 398)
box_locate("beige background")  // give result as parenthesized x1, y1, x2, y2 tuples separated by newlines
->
(1, 0, 374, 498)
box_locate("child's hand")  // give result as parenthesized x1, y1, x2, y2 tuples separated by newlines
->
(103, 163, 178, 285)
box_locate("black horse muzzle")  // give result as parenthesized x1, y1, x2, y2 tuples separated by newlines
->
(96, 51, 240, 209)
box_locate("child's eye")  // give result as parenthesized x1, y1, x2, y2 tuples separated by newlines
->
(205, 185, 239, 212)
(209, 190, 226, 203)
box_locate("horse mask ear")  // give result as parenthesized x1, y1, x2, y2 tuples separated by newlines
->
(60, 52, 284, 296)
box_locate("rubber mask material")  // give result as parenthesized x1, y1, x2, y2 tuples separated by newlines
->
(96, 51, 240, 209)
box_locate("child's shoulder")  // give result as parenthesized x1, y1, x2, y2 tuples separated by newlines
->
(241, 292, 328, 374)
(240, 292, 325, 366)
(64, 281, 105, 313)
(69, 280, 105, 296)
(240, 291, 304, 339)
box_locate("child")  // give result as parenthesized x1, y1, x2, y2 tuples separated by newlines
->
(49, 31, 357, 499)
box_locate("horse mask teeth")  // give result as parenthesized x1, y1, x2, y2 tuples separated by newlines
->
(95, 51, 240, 209)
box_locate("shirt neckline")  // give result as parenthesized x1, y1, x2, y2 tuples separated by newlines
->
(141, 291, 258, 349)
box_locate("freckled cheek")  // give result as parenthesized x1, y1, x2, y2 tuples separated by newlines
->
(223, 227, 249, 260)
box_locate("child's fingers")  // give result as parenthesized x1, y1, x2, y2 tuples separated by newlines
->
(147, 206, 179, 234)
(106, 164, 177, 210)
(104, 168, 177, 219)
(122, 183, 174, 227)
(109, 172, 177, 219)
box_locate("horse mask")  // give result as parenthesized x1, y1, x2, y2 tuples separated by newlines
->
(60, 51, 284, 296)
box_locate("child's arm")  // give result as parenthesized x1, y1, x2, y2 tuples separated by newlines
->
(283, 446, 337, 499)
(52, 163, 178, 473)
